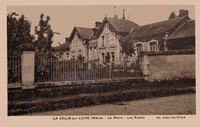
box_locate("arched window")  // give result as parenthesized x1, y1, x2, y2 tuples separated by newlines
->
(135, 42, 143, 53)
(148, 40, 158, 51)
(90, 46, 92, 51)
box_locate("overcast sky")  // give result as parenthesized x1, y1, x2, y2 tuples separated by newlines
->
(7, 5, 195, 46)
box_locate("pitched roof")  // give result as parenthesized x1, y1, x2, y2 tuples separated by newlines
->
(76, 27, 93, 40)
(69, 27, 93, 42)
(89, 34, 98, 40)
(97, 17, 138, 36)
(52, 42, 70, 52)
(129, 16, 188, 38)
(167, 20, 195, 40)
(106, 17, 139, 33)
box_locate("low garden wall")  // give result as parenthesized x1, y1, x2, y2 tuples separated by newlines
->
(140, 50, 195, 81)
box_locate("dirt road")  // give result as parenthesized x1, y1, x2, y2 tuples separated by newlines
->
(30, 93, 195, 115)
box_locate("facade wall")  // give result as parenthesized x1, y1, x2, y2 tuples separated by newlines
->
(88, 40, 98, 61)
(70, 32, 87, 61)
(134, 39, 160, 56)
(167, 37, 195, 50)
(97, 23, 121, 64)
(141, 51, 195, 81)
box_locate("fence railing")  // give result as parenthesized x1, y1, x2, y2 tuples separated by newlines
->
(8, 57, 22, 84)
(35, 58, 142, 83)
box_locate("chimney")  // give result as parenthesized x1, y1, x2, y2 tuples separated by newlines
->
(95, 21, 102, 28)
(114, 6, 118, 19)
(122, 9, 125, 19)
(65, 37, 69, 43)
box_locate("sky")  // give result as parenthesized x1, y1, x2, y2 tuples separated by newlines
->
(7, 5, 195, 47)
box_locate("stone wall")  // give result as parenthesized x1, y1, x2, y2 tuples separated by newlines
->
(140, 50, 195, 81)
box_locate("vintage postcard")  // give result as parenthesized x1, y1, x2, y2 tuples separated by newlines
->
(0, 0, 199, 127)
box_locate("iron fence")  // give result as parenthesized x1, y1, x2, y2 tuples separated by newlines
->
(35, 58, 142, 83)
(8, 57, 22, 84)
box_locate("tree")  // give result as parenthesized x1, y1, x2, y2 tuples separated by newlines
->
(7, 12, 33, 56)
(34, 14, 54, 58)
(168, 11, 176, 19)
(120, 39, 136, 58)
(77, 54, 84, 62)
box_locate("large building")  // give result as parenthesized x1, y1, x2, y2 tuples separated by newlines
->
(67, 11, 139, 65)
(63, 10, 195, 65)
(52, 38, 70, 60)
(96, 15, 138, 65)
(125, 15, 190, 56)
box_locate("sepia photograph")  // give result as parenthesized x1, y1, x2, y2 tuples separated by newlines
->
(6, 5, 196, 116)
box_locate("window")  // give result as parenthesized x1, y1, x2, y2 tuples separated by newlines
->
(72, 56, 75, 59)
(105, 52, 110, 63)
(78, 42, 82, 52)
(89, 47, 92, 60)
(101, 53, 105, 63)
(106, 34, 109, 46)
(111, 52, 115, 62)
(66, 53, 69, 59)
(101, 36, 105, 47)
(71, 42, 76, 52)
(105, 23, 109, 32)
(149, 41, 158, 51)
(109, 33, 115, 46)
(136, 43, 143, 53)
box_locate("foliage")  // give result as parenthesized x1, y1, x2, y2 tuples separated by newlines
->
(34, 14, 54, 58)
(120, 39, 136, 57)
(77, 54, 85, 62)
(7, 12, 34, 56)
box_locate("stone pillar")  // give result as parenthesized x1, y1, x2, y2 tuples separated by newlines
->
(21, 44, 35, 89)
(164, 32, 169, 51)
(142, 55, 149, 80)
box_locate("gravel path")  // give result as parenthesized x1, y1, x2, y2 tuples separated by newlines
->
(29, 93, 195, 115)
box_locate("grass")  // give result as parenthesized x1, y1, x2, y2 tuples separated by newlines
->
(8, 78, 195, 115)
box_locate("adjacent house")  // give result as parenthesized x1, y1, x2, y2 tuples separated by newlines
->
(126, 15, 190, 55)
(96, 15, 138, 65)
(69, 27, 93, 61)
(88, 22, 101, 62)
(52, 38, 70, 61)
(166, 20, 195, 50)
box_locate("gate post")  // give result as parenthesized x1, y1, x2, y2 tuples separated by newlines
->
(142, 54, 149, 80)
(21, 44, 36, 89)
